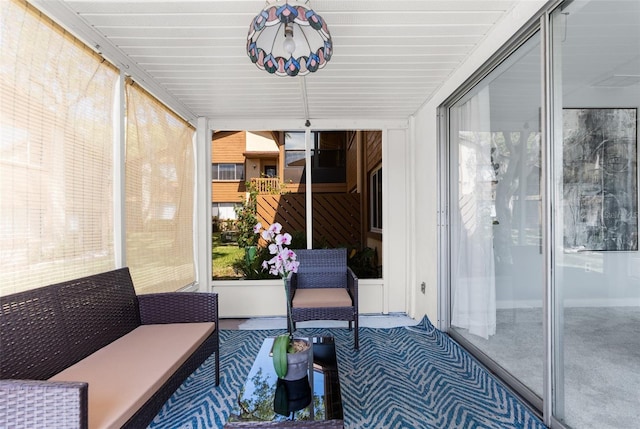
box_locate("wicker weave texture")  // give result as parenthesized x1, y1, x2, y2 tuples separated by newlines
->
(139, 292, 218, 324)
(0, 380, 88, 429)
(0, 267, 220, 429)
(0, 268, 139, 380)
(288, 249, 359, 349)
(293, 249, 348, 289)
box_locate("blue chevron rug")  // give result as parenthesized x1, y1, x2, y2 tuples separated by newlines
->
(148, 317, 546, 429)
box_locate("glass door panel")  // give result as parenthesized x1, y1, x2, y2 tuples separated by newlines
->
(550, 1, 640, 427)
(449, 33, 544, 396)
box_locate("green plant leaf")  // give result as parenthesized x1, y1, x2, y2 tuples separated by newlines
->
(272, 334, 289, 378)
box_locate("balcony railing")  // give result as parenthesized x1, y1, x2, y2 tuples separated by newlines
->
(250, 177, 281, 194)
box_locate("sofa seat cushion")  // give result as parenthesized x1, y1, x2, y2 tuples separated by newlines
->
(49, 322, 215, 429)
(292, 288, 353, 308)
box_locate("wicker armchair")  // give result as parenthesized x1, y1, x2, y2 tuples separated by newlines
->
(288, 248, 359, 349)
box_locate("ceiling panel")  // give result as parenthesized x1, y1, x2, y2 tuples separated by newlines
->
(47, 0, 522, 122)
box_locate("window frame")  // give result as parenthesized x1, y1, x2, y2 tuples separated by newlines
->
(212, 163, 245, 181)
(370, 165, 383, 233)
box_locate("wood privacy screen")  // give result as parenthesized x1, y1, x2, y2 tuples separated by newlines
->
(257, 194, 361, 248)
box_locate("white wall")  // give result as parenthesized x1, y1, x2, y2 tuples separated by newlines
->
(412, 108, 440, 323)
(217, 279, 387, 318)
(385, 128, 410, 314)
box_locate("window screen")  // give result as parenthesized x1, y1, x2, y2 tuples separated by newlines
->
(0, 0, 117, 295)
(125, 80, 196, 294)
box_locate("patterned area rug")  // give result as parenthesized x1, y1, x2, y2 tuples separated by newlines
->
(148, 318, 546, 429)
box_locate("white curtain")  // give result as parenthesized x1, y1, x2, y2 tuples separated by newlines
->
(450, 87, 497, 339)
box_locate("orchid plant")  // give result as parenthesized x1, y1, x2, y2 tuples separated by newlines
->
(254, 222, 304, 378)
(253, 222, 300, 279)
(253, 222, 300, 334)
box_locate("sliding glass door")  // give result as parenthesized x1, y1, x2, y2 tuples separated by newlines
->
(550, 1, 640, 428)
(445, 0, 640, 427)
(448, 33, 544, 398)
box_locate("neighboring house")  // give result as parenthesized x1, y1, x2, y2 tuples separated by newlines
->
(211, 129, 382, 266)
(211, 131, 279, 220)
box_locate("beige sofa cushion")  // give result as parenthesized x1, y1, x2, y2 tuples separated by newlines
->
(50, 322, 215, 429)
(292, 288, 353, 308)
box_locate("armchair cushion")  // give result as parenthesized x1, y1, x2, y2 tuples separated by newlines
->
(292, 288, 353, 308)
(288, 248, 359, 349)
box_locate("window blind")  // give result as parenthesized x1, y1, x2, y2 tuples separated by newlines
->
(0, 0, 117, 296)
(125, 80, 196, 294)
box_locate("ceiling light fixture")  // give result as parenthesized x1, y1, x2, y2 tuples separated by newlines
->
(247, 0, 332, 77)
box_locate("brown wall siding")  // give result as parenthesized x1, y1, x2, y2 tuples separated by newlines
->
(211, 131, 246, 205)
(364, 130, 382, 172)
(363, 130, 382, 236)
(212, 181, 246, 204)
(212, 131, 246, 163)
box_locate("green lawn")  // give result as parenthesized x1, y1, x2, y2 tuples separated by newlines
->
(212, 232, 243, 279)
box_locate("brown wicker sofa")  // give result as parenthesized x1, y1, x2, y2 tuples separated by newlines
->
(0, 267, 219, 429)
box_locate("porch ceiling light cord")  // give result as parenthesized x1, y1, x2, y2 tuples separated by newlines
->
(301, 76, 310, 122)
(247, 0, 333, 77)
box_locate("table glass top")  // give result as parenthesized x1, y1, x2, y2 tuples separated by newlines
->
(227, 336, 343, 423)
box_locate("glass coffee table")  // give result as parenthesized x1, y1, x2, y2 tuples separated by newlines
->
(226, 336, 343, 425)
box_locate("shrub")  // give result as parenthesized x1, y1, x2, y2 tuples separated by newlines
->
(235, 182, 259, 248)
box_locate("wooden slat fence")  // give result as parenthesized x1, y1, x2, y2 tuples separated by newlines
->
(257, 193, 361, 248)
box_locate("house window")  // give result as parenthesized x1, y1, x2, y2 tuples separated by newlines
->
(370, 166, 382, 232)
(212, 203, 237, 220)
(284, 131, 346, 183)
(264, 165, 277, 178)
(212, 163, 244, 181)
(285, 132, 307, 167)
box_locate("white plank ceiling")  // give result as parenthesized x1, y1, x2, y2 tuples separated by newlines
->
(34, 0, 521, 123)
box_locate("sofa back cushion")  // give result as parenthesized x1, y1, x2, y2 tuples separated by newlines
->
(0, 268, 140, 380)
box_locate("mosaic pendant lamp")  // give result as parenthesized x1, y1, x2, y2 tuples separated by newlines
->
(247, 0, 333, 77)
